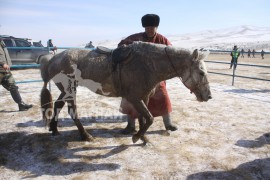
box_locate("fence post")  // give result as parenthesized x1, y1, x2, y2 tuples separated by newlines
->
(232, 57, 237, 86)
(232, 66, 235, 86)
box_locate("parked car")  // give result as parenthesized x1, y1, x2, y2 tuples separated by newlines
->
(0, 35, 50, 64)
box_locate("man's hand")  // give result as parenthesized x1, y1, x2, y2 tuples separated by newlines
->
(3, 64, 10, 71)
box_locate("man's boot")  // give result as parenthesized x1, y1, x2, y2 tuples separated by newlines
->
(18, 102, 33, 111)
(120, 115, 137, 135)
(162, 114, 178, 131)
(10, 88, 33, 111)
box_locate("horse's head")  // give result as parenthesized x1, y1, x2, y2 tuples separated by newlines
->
(182, 49, 212, 102)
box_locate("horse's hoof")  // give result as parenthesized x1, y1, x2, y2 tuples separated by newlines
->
(82, 136, 94, 142)
(143, 141, 153, 147)
(52, 130, 60, 136)
(87, 135, 94, 142)
(132, 134, 140, 143)
(81, 133, 94, 142)
(141, 136, 153, 147)
(140, 135, 150, 144)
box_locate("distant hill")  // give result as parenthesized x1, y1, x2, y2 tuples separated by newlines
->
(96, 25, 270, 51)
(169, 25, 270, 50)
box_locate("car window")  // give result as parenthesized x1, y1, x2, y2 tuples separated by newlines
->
(14, 39, 31, 47)
(3, 39, 13, 47)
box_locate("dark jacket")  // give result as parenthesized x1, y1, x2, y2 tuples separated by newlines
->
(0, 40, 12, 73)
(230, 49, 240, 59)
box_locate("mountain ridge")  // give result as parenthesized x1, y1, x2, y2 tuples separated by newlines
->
(95, 25, 270, 51)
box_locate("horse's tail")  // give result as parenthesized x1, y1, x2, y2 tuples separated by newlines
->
(41, 83, 53, 124)
(39, 54, 53, 125)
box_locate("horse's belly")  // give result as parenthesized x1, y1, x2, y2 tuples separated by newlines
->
(79, 80, 115, 97)
(51, 68, 116, 97)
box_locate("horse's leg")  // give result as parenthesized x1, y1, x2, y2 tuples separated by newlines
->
(49, 83, 66, 135)
(138, 115, 145, 130)
(49, 95, 65, 136)
(131, 100, 154, 144)
(138, 115, 149, 145)
(67, 99, 94, 141)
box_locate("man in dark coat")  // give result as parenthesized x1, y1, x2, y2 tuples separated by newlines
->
(252, 49, 256, 58)
(47, 39, 57, 55)
(248, 49, 251, 58)
(261, 50, 265, 59)
(230, 45, 240, 69)
(0, 39, 33, 111)
(118, 14, 178, 134)
(85, 41, 95, 48)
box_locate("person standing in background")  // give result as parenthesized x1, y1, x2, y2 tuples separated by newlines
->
(248, 49, 251, 58)
(252, 49, 256, 58)
(47, 39, 57, 55)
(241, 48, 244, 58)
(230, 45, 240, 69)
(85, 41, 95, 48)
(261, 50, 265, 59)
(0, 39, 33, 111)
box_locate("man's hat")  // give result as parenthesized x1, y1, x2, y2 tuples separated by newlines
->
(141, 14, 160, 27)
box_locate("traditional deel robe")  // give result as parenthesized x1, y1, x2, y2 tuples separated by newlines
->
(118, 32, 172, 118)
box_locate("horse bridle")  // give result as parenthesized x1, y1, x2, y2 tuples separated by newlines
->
(164, 47, 207, 94)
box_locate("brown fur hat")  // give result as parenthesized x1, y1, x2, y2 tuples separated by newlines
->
(141, 14, 160, 27)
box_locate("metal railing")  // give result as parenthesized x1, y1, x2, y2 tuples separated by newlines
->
(205, 60, 270, 85)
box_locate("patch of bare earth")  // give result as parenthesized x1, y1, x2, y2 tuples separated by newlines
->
(0, 54, 269, 179)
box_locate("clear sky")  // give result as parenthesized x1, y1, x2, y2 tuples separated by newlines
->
(0, 0, 269, 46)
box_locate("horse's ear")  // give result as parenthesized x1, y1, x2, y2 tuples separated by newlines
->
(198, 50, 210, 61)
(192, 49, 199, 60)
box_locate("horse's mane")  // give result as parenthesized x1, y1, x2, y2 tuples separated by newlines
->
(130, 41, 192, 58)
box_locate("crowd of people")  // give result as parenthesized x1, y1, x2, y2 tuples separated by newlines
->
(239, 48, 265, 59)
(230, 46, 266, 69)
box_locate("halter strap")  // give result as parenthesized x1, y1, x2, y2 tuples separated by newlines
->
(164, 47, 209, 94)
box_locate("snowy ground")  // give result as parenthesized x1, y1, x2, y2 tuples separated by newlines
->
(0, 54, 269, 179)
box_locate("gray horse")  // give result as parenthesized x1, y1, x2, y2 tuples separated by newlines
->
(40, 41, 212, 144)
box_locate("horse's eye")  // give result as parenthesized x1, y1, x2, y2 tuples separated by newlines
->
(200, 71, 205, 76)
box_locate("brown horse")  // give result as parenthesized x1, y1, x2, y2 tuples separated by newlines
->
(40, 42, 212, 143)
